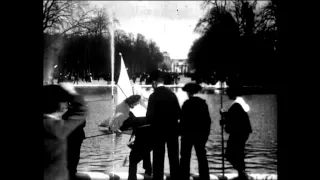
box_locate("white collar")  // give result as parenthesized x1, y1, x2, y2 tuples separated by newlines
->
(44, 114, 63, 121)
(157, 84, 164, 87)
(233, 97, 250, 112)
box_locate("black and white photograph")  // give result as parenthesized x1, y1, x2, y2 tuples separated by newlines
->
(43, 1, 282, 180)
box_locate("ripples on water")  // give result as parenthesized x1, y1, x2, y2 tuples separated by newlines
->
(76, 87, 277, 175)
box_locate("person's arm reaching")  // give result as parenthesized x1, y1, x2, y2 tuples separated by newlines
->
(60, 94, 87, 138)
(119, 111, 136, 131)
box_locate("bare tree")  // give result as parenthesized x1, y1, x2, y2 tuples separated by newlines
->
(43, 0, 94, 35)
(81, 8, 119, 37)
(230, 0, 257, 36)
(255, 1, 277, 33)
(189, 0, 278, 84)
(195, 0, 232, 34)
(196, 0, 276, 37)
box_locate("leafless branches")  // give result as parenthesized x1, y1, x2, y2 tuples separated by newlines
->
(43, 0, 94, 35)
(195, 0, 276, 37)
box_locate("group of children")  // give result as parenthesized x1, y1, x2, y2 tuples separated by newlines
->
(43, 71, 253, 180)
(104, 70, 253, 180)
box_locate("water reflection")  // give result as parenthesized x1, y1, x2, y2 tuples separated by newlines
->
(77, 87, 277, 175)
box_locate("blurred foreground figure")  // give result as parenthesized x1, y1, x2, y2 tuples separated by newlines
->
(220, 86, 253, 180)
(146, 70, 181, 180)
(43, 83, 87, 180)
(61, 83, 87, 180)
(179, 83, 211, 180)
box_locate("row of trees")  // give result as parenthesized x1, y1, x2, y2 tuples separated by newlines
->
(52, 31, 164, 80)
(43, 0, 164, 82)
(188, 0, 280, 86)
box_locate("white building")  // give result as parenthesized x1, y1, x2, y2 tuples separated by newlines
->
(161, 52, 190, 73)
(171, 59, 189, 73)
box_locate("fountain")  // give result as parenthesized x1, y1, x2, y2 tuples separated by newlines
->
(107, 6, 117, 177)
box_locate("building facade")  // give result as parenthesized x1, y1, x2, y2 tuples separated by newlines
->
(161, 52, 190, 73)
(171, 59, 189, 73)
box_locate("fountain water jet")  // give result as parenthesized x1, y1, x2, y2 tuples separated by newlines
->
(107, 6, 117, 176)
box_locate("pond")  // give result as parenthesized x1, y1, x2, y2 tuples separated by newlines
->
(75, 86, 277, 175)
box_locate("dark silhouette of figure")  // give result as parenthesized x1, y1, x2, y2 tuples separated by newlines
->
(179, 83, 211, 180)
(62, 84, 86, 180)
(67, 73, 72, 81)
(43, 83, 87, 180)
(139, 73, 145, 85)
(58, 73, 65, 83)
(132, 75, 137, 84)
(119, 113, 153, 180)
(145, 75, 152, 85)
(73, 73, 79, 85)
(146, 70, 181, 180)
(221, 86, 253, 180)
(85, 73, 91, 83)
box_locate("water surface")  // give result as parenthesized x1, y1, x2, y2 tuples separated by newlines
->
(76, 87, 277, 175)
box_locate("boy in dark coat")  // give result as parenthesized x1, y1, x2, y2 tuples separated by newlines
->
(119, 112, 153, 180)
(179, 83, 211, 180)
(146, 70, 181, 180)
(221, 86, 252, 180)
(43, 83, 87, 180)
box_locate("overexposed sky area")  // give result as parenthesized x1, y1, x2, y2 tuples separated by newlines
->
(90, 1, 206, 59)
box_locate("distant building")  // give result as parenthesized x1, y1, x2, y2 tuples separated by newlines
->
(171, 59, 190, 73)
(161, 52, 190, 73)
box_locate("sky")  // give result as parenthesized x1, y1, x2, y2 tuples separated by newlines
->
(89, 1, 207, 60)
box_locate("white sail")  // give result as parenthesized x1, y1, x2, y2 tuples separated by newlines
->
(116, 55, 133, 106)
(117, 55, 146, 117)
(99, 54, 146, 128)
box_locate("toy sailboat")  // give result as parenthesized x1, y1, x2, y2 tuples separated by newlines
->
(98, 54, 147, 133)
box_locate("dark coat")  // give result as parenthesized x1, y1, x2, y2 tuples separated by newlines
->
(43, 95, 87, 180)
(146, 86, 181, 134)
(179, 96, 211, 137)
(119, 112, 148, 132)
(119, 112, 153, 160)
(63, 95, 87, 141)
(225, 102, 252, 135)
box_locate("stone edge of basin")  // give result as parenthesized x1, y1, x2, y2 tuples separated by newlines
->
(76, 172, 277, 180)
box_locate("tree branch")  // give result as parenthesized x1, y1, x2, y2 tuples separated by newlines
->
(43, 0, 50, 17)
(61, 11, 92, 35)
(43, 0, 56, 31)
